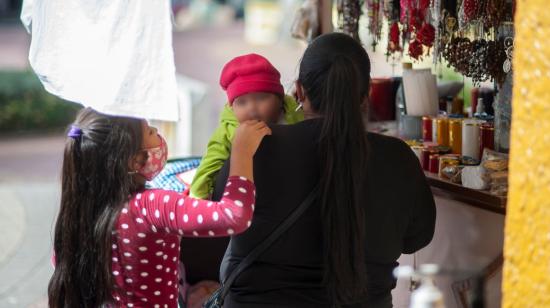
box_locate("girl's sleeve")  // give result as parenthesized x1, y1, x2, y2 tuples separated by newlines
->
(135, 176, 255, 237)
(188, 126, 231, 199)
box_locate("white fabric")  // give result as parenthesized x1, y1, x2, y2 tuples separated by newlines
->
(21, 0, 179, 121)
(462, 166, 488, 190)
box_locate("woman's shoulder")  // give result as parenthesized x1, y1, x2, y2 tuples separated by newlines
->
(367, 132, 413, 153)
(366, 132, 419, 169)
(265, 119, 323, 146)
(271, 118, 322, 132)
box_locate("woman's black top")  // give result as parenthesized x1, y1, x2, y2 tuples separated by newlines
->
(212, 118, 436, 308)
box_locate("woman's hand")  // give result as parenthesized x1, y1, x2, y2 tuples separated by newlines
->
(229, 120, 272, 181)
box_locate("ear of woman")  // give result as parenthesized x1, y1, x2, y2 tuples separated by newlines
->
(295, 81, 319, 120)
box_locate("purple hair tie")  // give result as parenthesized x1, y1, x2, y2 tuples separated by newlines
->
(68, 125, 82, 138)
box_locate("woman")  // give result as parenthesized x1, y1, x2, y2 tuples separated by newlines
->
(213, 33, 436, 308)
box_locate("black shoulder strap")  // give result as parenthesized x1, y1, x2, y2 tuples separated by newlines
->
(220, 184, 320, 301)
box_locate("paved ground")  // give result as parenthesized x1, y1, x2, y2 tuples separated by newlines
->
(0, 134, 64, 308)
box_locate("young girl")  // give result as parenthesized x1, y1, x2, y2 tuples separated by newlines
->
(48, 107, 271, 308)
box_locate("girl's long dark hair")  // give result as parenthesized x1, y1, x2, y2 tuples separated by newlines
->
(48, 108, 143, 308)
(298, 33, 371, 305)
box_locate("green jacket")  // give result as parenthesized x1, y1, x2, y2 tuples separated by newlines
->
(190, 95, 304, 198)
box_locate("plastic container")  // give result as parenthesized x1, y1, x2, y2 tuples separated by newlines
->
(449, 119, 463, 155)
(462, 119, 482, 161)
(436, 118, 449, 147)
(423, 116, 433, 142)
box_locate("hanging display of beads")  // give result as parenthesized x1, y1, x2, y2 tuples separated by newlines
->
(489, 38, 508, 84)
(502, 37, 513, 74)
(367, 0, 384, 50)
(430, 0, 443, 63)
(462, 0, 481, 24)
(403, 0, 434, 60)
(435, 0, 512, 85)
(332, 0, 515, 80)
(384, 0, 400, 21)
(493, 22, 514, 153)
(337, 0, 363, 41)
(384, 0, 402, 55)
(484, 0, 506, 29)
(417, 23, 436, 47)
(441, 34, 507, 86)
(388, 22, 402, 52)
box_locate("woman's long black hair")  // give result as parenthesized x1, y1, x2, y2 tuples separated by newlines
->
(298, 33, 371, 305)
(48, 107, 144, 308)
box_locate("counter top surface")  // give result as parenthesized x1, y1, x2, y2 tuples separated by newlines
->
(425, 172, 507, 215)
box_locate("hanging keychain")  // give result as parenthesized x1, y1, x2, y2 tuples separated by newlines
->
(503, 37, 514, 73)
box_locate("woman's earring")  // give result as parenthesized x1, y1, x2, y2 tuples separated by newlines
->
(295, 102, 304, 112)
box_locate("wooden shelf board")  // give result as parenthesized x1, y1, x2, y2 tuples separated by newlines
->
(425, 172, 507, 215)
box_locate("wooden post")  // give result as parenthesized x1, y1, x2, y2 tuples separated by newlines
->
(319, 0, 334, 34)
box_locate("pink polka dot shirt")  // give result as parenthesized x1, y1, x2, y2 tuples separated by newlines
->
(110, 176, 255, 307)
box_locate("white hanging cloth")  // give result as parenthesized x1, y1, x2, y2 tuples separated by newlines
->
(21, 0, 179, 121)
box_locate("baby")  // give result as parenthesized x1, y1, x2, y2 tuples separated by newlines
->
(190, 53, 304, 198)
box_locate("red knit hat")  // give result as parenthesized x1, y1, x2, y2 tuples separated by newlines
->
(220, 54, 284, 104)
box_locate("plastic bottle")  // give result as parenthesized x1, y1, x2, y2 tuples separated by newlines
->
(474, 98, 488, 120)
(394, 264, 445, 308)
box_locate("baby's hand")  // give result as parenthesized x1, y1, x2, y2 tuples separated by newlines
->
(232, 120, 272, 157)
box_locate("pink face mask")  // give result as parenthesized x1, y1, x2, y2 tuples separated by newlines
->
(138, 134, 168, 181)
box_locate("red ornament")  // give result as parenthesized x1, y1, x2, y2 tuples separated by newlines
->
(390, 22, 400, 42)
(388, 22, 401, 52)
(409, 8, 424, 31)
(401, 0, 433, 59)
(419, 0, 430, 10)
(417, 23, 435, 47)
(400, 0, 411, 24)
(463, 0, 479, 22)
(408, 39, 423, 60)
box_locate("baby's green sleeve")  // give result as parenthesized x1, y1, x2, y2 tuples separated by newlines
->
(283, 95, 305, 124)
(190, 96, 301, 198)
(190, 105, 238, 199)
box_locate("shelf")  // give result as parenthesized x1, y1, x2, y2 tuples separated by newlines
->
(366, 122, 507, 215)
(424, 172, 507, 215)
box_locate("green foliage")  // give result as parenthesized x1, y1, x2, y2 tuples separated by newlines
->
(0, 70, 81, 133)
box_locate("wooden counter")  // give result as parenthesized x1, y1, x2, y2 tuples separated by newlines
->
(425, 172, 507, 215)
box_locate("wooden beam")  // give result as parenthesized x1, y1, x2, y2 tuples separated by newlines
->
(319, 0, 334, 34)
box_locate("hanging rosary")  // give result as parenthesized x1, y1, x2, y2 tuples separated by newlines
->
(502, 37, 513, 73)
(337, 0, 363, 41)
